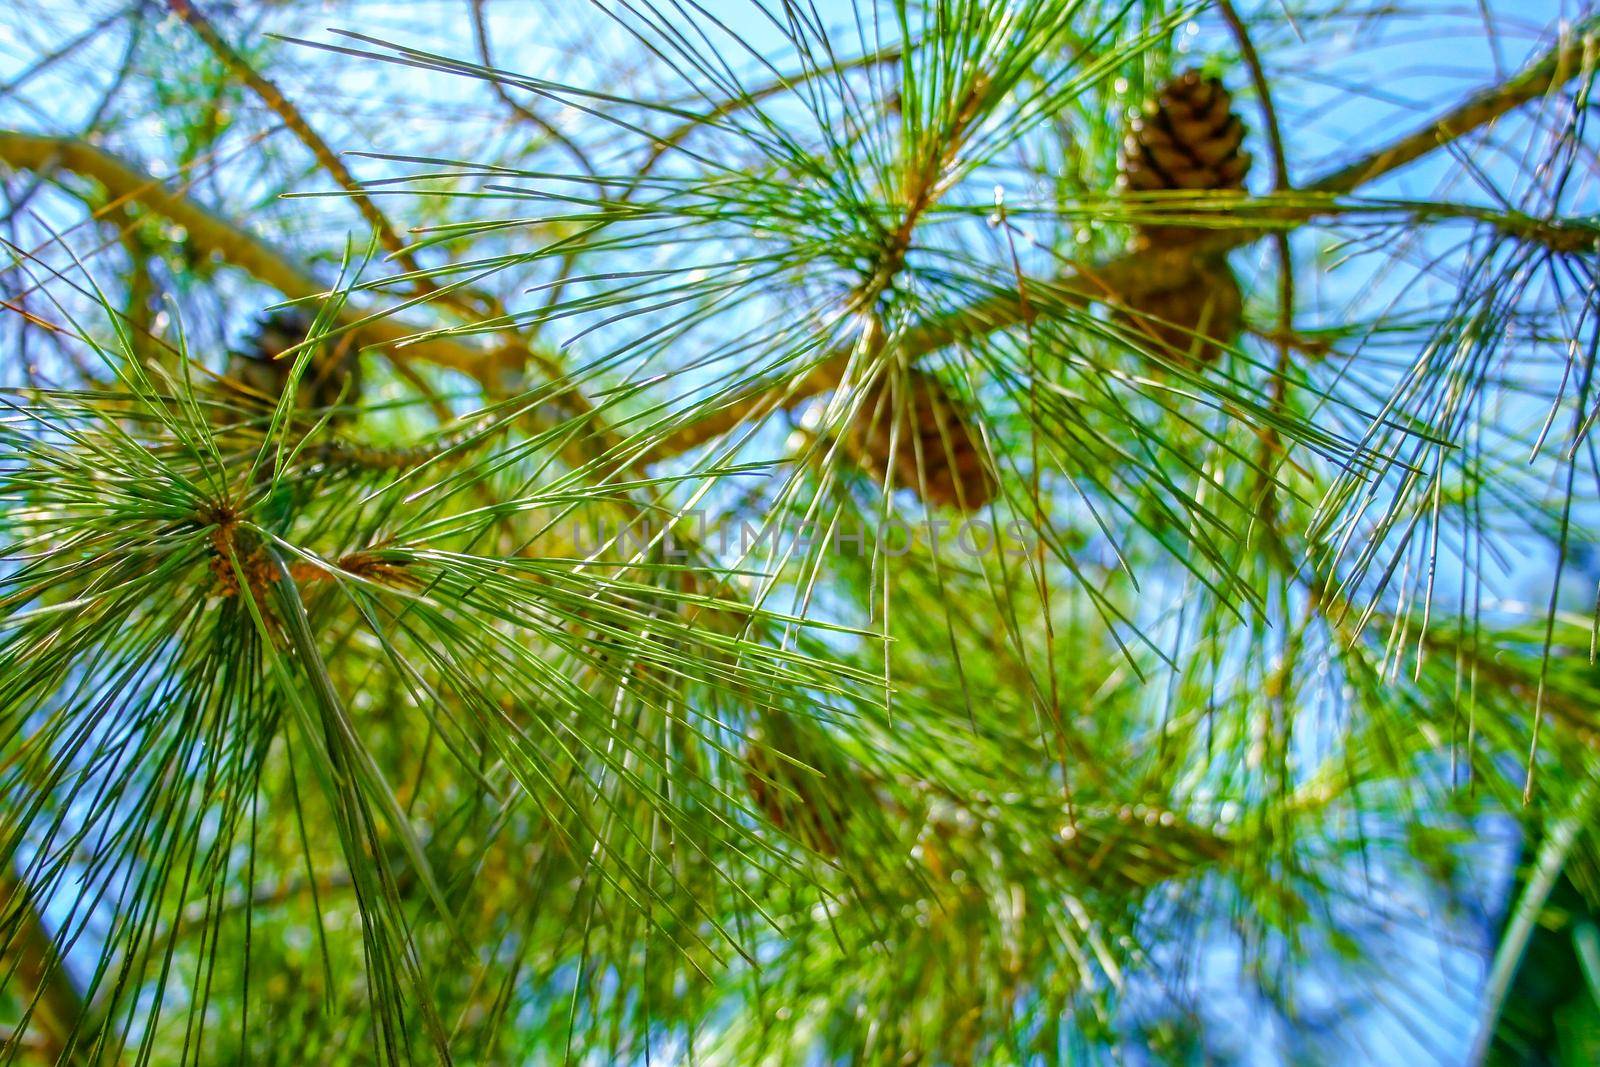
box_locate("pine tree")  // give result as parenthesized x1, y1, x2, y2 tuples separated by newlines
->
(1, 1, 1598, 1063)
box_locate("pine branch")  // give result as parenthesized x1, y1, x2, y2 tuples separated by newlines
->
(168, 1, 428, 286)
(1306, 26, 1595, 194)
(654, 27, 1597, 459)
(0, 132, 772, 624)
(1468, 777, 1600, 1064)
(0, 131, 636, 469)
(10, 4, 1582, 1060)
(0, 866, 95, 1067)
(0, 129, 508, 384)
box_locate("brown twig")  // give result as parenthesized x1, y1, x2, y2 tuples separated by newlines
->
(1306, 26, 1593, 194)
(172, 1, 512, 326)
(0, 866, 97, 1066)
(1216, 0, 1295, 522)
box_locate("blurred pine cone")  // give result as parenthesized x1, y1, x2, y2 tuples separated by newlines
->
(1108, 257, 1244, 367)
(743, 737, 845, 857)
(222, 309, 361, 414)
(1118, 69, 1251, 248)
(846, 369, 993, 512)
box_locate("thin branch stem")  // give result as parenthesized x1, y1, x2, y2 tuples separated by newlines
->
(169, 1, 427, 286)
(468, 0, 599, 186)
(1308, 25, 1595, 194)
(1216, 0, 1296, 524)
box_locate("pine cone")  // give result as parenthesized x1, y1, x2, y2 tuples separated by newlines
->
(1108, 257, 1243, 366)
(1118, 69, 1251, 247)
(743, 739, 845, 856)
(223, 309, 361, 413)
(1111, 70, 1251, 365)
(846, 369, 993, 512)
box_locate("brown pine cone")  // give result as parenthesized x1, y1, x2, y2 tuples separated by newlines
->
(743, 740, 844, 856)
(1108, 256, 1243, 367)
(1118, 69, 1251, 247)
(845, 369, 994, 512)
(223, 309, 362, 413)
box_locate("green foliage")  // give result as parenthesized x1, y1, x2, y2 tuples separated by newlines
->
(1, 0, 1599, 1063)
